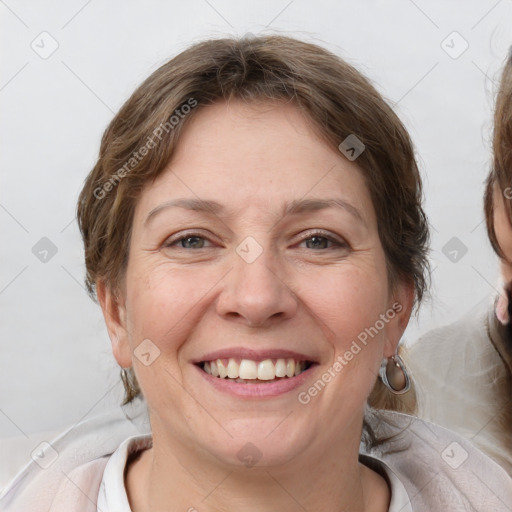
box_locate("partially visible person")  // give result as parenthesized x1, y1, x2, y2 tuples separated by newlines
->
(409, 47, 512, 475)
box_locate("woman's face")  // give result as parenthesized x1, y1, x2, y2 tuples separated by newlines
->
(102, 101, 411, 468)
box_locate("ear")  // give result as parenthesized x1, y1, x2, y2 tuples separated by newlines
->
(383, 278, 415, 358)
(96, 279, 132, 368)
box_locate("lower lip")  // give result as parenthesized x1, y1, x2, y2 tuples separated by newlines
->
(195, 364, 316, 398)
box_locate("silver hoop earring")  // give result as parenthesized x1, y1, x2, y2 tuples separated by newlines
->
(379, 354, 411, 394)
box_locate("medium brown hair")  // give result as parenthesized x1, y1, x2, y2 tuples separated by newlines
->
(484, 48, 512, 257)
(76, 35, 429, 405)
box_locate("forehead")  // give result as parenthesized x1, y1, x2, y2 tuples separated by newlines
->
(135, 100, 375, 224)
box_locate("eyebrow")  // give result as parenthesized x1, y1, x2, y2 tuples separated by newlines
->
(144, 197, 365, 226)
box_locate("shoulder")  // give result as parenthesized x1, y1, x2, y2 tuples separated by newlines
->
(0, 398, 150, 512)
(50, 457, 110, 511)
(362, 409, 512, 511)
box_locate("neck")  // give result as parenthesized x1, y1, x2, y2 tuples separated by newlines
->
(126, 424, 390, 512)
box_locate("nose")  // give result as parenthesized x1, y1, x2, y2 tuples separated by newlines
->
(216, 246, 298, 328)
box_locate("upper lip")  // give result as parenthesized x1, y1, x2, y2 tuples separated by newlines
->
(192, 348, 318, 364)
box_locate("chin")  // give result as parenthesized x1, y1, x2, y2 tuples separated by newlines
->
(202, 418, 310, 469)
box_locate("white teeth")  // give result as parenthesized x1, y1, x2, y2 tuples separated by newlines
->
(227, 359, 239, 379)
(275, 358, 287, 377)
(210, 360, 219, 377)
(239, 359, 258, 379)
(286, 358, 295, 378)
(217, 360, 228, 378)
(257, 359, 275, 380)
(202, 357, 310, 381)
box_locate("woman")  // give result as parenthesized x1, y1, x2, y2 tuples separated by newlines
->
(1, 35, 510, 511)
(408, 48, 512, 475)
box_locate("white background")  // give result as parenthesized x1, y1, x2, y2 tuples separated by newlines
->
(1, 0, 511, 437)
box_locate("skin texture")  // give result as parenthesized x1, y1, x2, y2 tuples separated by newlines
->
(97, 100, 413, 511)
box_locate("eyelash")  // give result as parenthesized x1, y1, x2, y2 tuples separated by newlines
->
(163, 230, 348, 251)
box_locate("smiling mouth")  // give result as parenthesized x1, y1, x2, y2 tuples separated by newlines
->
(198, 358, 314, 383)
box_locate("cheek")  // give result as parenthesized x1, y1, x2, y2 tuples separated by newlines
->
(125, 252, 390, 347)
(305, 261, 390, 388)
(295, 267, 391, 425)
(124, 263, 215, 355)
(122, 264, 217, 405)
(307, 262, 389, 343)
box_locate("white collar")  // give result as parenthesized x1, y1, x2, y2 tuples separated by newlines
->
(97, 434, 152, 512)
(359, 453, 413, 512)
(97, 434, 411, 512)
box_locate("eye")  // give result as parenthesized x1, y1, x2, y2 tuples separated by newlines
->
(163, 232, 214, 249)
(298, 231, 348, 250)
(162, 230, 347, 251)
